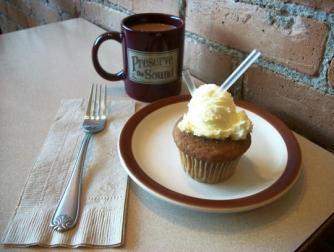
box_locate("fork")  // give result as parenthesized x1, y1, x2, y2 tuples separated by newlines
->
(51, 84, 107, 232)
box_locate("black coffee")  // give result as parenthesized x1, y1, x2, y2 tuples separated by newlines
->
(130, 23, 176, 32)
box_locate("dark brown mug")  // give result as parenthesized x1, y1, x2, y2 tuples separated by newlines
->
(92, 13, 185, 102)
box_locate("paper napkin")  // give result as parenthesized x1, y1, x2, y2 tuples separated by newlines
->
(1, 98, 135, 247)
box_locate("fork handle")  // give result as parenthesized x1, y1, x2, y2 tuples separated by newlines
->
(50, 133, 92, 232)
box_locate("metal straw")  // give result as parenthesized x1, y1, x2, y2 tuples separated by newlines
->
(182, 69, 197, 95)
(219, 49, 261, 93)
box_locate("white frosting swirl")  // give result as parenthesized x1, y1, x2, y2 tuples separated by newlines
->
(178, 84, 252, 140)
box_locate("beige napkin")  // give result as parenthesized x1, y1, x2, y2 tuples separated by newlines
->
(1, 98, 135, 247)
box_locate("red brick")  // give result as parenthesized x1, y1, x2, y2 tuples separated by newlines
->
(8, 0, 31, 15)
(49, 0, 81, 16)
(186, 0, 329, 76)
(132, 0, 179, 16)
(244, 66, 334, 150)
(81, 2, 127, 31)
(6, 3, 28, 27)
(27, 16, 39, 28)
(31, 1, 61, 23)
(0, 1, 7, 14)
(328, 59, 334, 88)
(184, 39, 234, 85)
(281, 0, 334, 13)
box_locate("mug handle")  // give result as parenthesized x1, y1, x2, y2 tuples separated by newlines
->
(92, 32, 126, 81)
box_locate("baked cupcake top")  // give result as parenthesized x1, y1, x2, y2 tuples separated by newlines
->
(173, 121, 251, 161)
(178, 84, 252, 140)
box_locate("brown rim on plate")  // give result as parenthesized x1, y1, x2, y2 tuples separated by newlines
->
(119, 95, 302, 212)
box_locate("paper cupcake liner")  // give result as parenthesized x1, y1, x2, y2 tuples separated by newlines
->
(179, 151, 240, 184)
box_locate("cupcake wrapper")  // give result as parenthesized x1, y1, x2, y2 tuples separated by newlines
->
(179, 151, 240, 184)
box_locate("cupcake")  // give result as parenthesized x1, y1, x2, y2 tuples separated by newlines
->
(173, 84, 252, 183)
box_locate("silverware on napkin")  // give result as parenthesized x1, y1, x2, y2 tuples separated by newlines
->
(50, 84, 107, 232)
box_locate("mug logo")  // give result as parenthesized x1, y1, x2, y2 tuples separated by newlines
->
(127, 49, 178, 84)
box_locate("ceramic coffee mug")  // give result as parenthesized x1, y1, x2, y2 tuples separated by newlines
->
(92, 13, 185, 102)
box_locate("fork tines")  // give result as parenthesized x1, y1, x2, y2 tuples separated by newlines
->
(85, 84, 107, 120)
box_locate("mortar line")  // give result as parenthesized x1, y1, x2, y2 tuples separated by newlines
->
(238, 0, 333, 23)
(317, 25, 334, 86)
(178, 0, 187, 20)
(90, 0, 134, 16)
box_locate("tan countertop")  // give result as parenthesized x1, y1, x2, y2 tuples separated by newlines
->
(0, 18, 333, 251)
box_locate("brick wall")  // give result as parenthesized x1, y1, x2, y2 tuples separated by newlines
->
(0, 0, 333, 150)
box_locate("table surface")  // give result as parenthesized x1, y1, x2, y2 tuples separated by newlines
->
(1, 18, 334, 252)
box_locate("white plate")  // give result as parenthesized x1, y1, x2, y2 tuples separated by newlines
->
(119, 95, 301, 212)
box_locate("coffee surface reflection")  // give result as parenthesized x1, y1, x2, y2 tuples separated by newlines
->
(130, 23, 177, 32)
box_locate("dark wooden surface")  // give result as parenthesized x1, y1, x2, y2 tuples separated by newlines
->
(297, 212, 334, 252)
